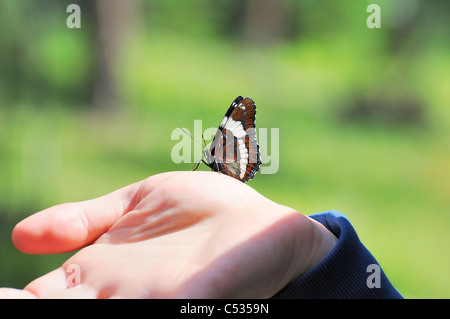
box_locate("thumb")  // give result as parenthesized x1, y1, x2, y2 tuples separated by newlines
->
(11, 182, 140, 254)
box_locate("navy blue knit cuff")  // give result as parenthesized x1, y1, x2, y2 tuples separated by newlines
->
(272, 210, 402, 299)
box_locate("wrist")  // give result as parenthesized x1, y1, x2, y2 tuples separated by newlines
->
(281, 211, 338, 288)
(306, 217, 338, 270)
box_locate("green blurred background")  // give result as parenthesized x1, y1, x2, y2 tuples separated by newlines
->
(0, 0, 449, 298)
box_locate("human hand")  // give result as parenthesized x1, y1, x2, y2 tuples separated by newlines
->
(0, 171, 337, 298)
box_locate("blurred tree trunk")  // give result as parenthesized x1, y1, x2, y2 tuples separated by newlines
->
(94, 0, 139, 111)
(243, 0, 291, 45)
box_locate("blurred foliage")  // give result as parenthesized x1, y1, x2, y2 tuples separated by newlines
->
(0, 0, 449, 298)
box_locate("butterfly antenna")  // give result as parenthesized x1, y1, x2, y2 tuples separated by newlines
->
(179, 127, 204, 147)
(179, 127, 205, 171)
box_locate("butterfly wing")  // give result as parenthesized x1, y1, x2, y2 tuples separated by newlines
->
(207, 96, 261, 182)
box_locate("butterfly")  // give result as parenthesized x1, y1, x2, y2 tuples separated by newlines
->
(193, 96, 261, 182)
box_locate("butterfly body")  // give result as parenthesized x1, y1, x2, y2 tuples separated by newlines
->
(198, 96, 261, 183)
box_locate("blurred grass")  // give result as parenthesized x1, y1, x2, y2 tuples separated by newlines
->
(1, 1, 449, 298)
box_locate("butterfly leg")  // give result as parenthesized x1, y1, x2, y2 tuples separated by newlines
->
(213, 161, 221, 176)
(202, 134, 207, 148)
(192, 159, 202, 171)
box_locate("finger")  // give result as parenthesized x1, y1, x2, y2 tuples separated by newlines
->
(0, 288, 37, 299)
(24, 268, 97, 299)
(43, 285, 97, 299)
(12, 180, 142, 254)
(24, 268, 67, 297)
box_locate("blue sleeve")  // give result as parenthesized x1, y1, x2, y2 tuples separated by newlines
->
(272, 210, 403, 299)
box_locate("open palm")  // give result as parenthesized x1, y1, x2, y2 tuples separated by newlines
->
(1, 171, 336, 298)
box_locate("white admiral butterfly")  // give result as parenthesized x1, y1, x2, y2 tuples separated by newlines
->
(193, 96, 261, 182)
